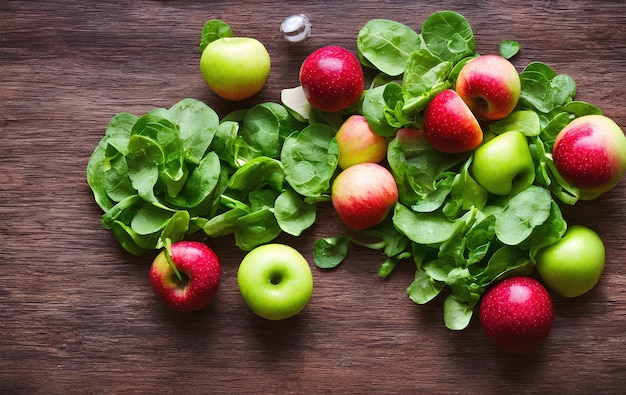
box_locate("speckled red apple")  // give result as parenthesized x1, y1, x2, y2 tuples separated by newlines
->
(455, 54, 521, 121)
(552, 114, 626, 200)
(479, 276, 553, 353)
(150, 241, 221, 312)
(331, 163, 398, 230)
(423, 89, 483, 153)
(335, 115, 388, 169)
(299, 45, 364, 112)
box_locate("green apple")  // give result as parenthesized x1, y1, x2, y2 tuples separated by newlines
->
(200, 37, 271, 101)
(535, 225, 605, 298)
(237, 243, 313, 320)
(470, 131, 535, 195)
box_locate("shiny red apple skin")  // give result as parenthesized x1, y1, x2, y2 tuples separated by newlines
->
(150, 241, 222, 312)
(331, 163, 399, 230)
(479, 276, 554, 353)
(552, 114, 626, 200)
(455, 54, 521, 121)
(423, 89, 483, 153)
(335, 115, 388, 169)
(299, 45, 364, 112)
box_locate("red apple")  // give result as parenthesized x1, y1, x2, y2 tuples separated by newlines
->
(299, 45, 364, 112)
(150, 241, 221, 312)
(479, 276, 554, 353)
(331, 163, 398, 230)
(455, 54, 521, 121)
(552, 114, 626, 200)
(423, 89, 483, 153)
(335, 115, 388, 169)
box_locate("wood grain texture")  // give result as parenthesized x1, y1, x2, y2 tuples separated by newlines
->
(1, 0, 626, 393)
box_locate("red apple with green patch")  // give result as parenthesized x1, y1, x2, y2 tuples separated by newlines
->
(423, 89, 483, 153)
(150, 241, 222, 312)
(455, 54, 521, 121)
(335, 115, 388, 169)
(299, 45, 364, 112)
(552, 114, 626, 200)
(331, 163, 399, 230)
(200, 37, 271, 101)
(480, 276, 553, 353)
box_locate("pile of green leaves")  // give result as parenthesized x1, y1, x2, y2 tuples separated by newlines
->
(87, 98, 339, 255)
(312, 11, 605, 330)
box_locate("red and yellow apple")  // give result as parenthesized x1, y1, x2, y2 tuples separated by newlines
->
(423, 89, 483, 153)
(455, 54, 521, 121)
(335, 115, 388, 169)
(299, 45, 364, 112)
(200, 37, 271, 101)
(331, 163, 398, 230)
(552, 114, 626, 200)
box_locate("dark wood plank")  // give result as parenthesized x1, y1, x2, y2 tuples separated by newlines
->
(1, 0, 626, 393)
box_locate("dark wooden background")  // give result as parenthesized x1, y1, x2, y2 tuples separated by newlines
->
(2, 0, 625, 393)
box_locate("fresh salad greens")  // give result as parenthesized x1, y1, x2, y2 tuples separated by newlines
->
(87, 98, 336, 254)
(87, 10, 607, 330)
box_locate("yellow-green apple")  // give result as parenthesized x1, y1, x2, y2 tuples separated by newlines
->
(455, 54, 521, 121)
(552, 114, 626, 200)
(470, 131, 535, 195)
(299, 45, 364, 112)
(331, 163, 399, 230)
(480, 276, 553, 353)
(535, 225, 605, 298)
(150, 241, 221, 312)
(200, 37, 271, 101)
(335, 115, 388, 169)
(423, 89, 483, 153)
(237, 243, 313, 320)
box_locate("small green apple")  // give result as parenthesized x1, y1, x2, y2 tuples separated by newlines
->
(237, 243, 313, 320)
(200, 37, 271, 101)
(535, 225, 605, 298)
(471, 131, 535, 195)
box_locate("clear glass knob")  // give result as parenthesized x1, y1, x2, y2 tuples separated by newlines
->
(281, 14, 312, 42)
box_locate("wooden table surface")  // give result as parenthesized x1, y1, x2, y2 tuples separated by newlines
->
(2, 0, 626, 393)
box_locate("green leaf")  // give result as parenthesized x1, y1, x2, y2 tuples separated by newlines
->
(495, 186, 553, 245)
(357, 19, 423, 76)
(489, 110, 541, 137)
(282, 124, 339, 198)
(274, 188, 317, 236)
(313, 237, 350, 269)
(443, 294, 475, 330)
(199, 19, 233, 52)
(393, 204, 461, 245)
(421, 11, 476, 63)
(234, 208, 282, 251)
(500, 39, 520, 59)
(407, 269, 445, 304)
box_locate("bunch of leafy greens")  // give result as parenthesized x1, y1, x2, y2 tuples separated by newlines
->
(87, 98, 339, 256)
(311, 11, 604, 330)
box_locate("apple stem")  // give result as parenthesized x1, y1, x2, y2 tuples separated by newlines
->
(163, 238, 183, 282)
